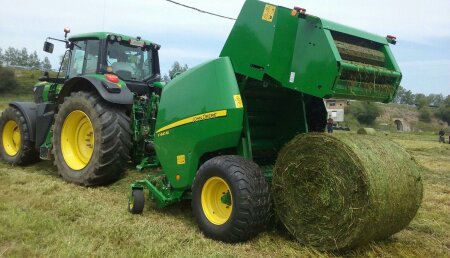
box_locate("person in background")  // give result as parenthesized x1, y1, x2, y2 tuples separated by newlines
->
(438, 128, 445, 143)
(327, 116, 334, 133)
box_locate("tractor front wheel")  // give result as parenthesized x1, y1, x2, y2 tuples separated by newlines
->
(128, 189, 145, 214)
(192, 155, 271, 243)
(52, 91, 131, 186)
(0, 107, 39, 165)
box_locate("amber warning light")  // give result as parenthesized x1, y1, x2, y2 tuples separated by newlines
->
(64, 27, 71, 39)
(292, 7, 306, 17)
(386, 35, 397, 45)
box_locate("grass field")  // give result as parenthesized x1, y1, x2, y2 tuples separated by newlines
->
(0, 94, 33, 111)
(0, 132, 449, 257)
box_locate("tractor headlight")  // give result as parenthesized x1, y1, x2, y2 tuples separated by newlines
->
(109, 35, 116, 41)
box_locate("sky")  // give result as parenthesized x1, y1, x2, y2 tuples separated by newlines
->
(0, 0, 449, 95)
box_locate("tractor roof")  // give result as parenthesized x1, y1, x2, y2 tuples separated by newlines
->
(68, 32, 154, 45)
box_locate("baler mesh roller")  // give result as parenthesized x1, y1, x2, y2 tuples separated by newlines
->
(335, 40, 385, 67)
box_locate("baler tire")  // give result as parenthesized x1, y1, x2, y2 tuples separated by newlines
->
(52, 91, 131, 186)
(192, 155, 271, 243)
(0, 107, 39, 165)
(129, 190, 145, 214)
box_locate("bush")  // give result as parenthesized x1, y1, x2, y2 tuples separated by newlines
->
(418, 107, 432, 122)
(346, 101, 382, 125)
(0, 67, 18, 92)
(435, 96, 450, 125)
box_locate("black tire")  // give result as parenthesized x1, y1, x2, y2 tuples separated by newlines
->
(0, 107, 39, 165)
(52, 91, 132, 186)
(128, 190, 145, 214)
(192, 155, 271, 243)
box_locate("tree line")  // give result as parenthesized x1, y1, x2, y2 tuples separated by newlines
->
(392, 86, 449, 124)
(164, 61, 189, 82)
(394, 86, 445, 107)
(435, 96, 450, 125)
(0, 47, 51, 70)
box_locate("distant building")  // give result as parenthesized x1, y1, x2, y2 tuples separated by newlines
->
(324, 99, 349, 123)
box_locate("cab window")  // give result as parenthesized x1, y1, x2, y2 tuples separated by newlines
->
(68, 40, 99, 78)
(106, 41, 152, 81)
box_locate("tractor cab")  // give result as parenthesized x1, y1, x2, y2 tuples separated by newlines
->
(43, 29, 162, 95)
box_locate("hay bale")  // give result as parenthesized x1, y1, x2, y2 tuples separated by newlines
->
(357, 127, 376, 135)
(272, 133, 423, 251)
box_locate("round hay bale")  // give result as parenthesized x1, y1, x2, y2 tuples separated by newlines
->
(272, 133, 423, 251)
(357, 127, 376, 135)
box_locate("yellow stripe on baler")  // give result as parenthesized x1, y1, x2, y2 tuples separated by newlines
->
(156, 110, 228, 134)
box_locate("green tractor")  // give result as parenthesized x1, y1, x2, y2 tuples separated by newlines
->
(1, 0, 418, 250)
(0, 28, 162, 185)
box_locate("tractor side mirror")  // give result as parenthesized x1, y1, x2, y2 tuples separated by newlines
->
(43, 41, 54, 53)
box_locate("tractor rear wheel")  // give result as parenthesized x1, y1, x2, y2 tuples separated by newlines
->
(52, 91, 131, 186)
(192, 155, 271, 243)
(0, 107, 39, 165)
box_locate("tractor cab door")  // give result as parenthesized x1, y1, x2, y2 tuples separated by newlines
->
(68, 39, 100, 78)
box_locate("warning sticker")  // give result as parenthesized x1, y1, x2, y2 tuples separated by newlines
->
(177, 155, 186, 165)
(289, 72, 296, 83)
(262, 4, 276, 22)
(233, 94, 243, 108)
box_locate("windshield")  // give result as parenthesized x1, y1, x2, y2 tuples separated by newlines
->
(106, 42, 152, 81)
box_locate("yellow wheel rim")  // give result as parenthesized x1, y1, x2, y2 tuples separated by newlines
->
(2, 120, 21, 156)
(201, 176, 233, 225)
(61, 110, 95, 170)
(129, 193, 134, 210)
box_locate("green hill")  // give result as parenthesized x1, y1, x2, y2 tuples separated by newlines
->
(344, 101, 446, 133)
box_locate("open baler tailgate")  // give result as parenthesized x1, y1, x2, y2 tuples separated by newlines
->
(320, 21, 402, 102)
(221, 1, 402, 103)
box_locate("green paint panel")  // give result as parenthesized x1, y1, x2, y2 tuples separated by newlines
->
(220, 0, 278, 80)
(154, 57, 244, 190)
(34, 81, 63, 102)
(289, 24, 339, 98)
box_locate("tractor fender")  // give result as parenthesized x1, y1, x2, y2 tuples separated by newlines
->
(58, 76, 133, 105)
(8, 102, 37, 142)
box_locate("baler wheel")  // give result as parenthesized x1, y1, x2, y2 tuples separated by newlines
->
(0, 107, 39, 165)
(128, 190, 145, 214)
(52, 91, 131, 186)
(192, 155, 271, 243)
